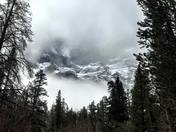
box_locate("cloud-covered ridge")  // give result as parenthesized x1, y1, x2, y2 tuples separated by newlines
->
(28, 0, 142, 63)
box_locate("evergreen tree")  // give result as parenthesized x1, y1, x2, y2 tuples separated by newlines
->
(66, 108, 77, 127)
(48, 104, 56, 132)
(97, 96, 109, 132)
(131, 65, 159, 132)
(108, 77, 128, 125)
(55, 90, 64, 129)
(136, 0, 176, 131)
(61, 98, 69, 127)
(28, 70, 48, 132)
(89, 101, 97, 132)
(79, 106, 88, 121)
(47, 90, 70, 131)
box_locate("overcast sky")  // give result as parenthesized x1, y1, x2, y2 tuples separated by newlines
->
(28, 0, 142, 63)
(27, 0, 142, 109)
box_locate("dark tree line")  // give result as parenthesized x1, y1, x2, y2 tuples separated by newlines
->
(47, 77, 129, 132)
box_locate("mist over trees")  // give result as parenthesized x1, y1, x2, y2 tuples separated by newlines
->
(47, 77, 131, 132)
(0, 0, 176, 132)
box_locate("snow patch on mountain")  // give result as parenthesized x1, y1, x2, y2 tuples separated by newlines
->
(36, 43, 137, 90)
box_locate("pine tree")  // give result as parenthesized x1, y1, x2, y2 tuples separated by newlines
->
(48, 104, 56, 132)
(79, 106, 88, 121)
(131, 65, 160, 132)
(97, 96, 109, 132)
(89, 101, 97, 132)
(108, 77, 128, 125)
(132, 65, 148, 132)
(55, 90, 64, 129)
(66, 108, 77, 127)
(136, 0, 176, 131)
(28, 70, 48, 132)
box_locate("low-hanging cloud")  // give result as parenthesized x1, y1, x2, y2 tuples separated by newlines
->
(28, 0, 142, 63)
(46, 74, 108, 110)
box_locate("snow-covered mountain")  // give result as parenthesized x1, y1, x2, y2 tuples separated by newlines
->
(37, 44, 137, 89)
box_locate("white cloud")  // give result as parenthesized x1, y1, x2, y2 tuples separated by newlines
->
(46, 74, 108, 110)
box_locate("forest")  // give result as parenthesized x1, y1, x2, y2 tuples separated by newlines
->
(0, 0, 176, 132)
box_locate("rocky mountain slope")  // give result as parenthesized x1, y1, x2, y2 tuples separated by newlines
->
(36, 44, 137, 89)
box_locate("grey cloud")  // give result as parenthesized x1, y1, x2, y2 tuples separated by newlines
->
(26, 0, 143, 109)
(28, 0, 142, 62)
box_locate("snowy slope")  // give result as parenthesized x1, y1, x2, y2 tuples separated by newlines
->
(37, 44, 137, 89)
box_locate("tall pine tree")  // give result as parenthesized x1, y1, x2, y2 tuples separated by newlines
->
(28, 70, 48, 132)
(89, 101, 97, 132)
(55, 90, 64, 130)
(132, 65, 160, 132)
(108, 77, 128, 129)
(136, 0, 176, 131)
(48, 104, 56, 132)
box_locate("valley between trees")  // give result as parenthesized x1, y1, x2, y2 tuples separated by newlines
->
(0, 0, 176, 132)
